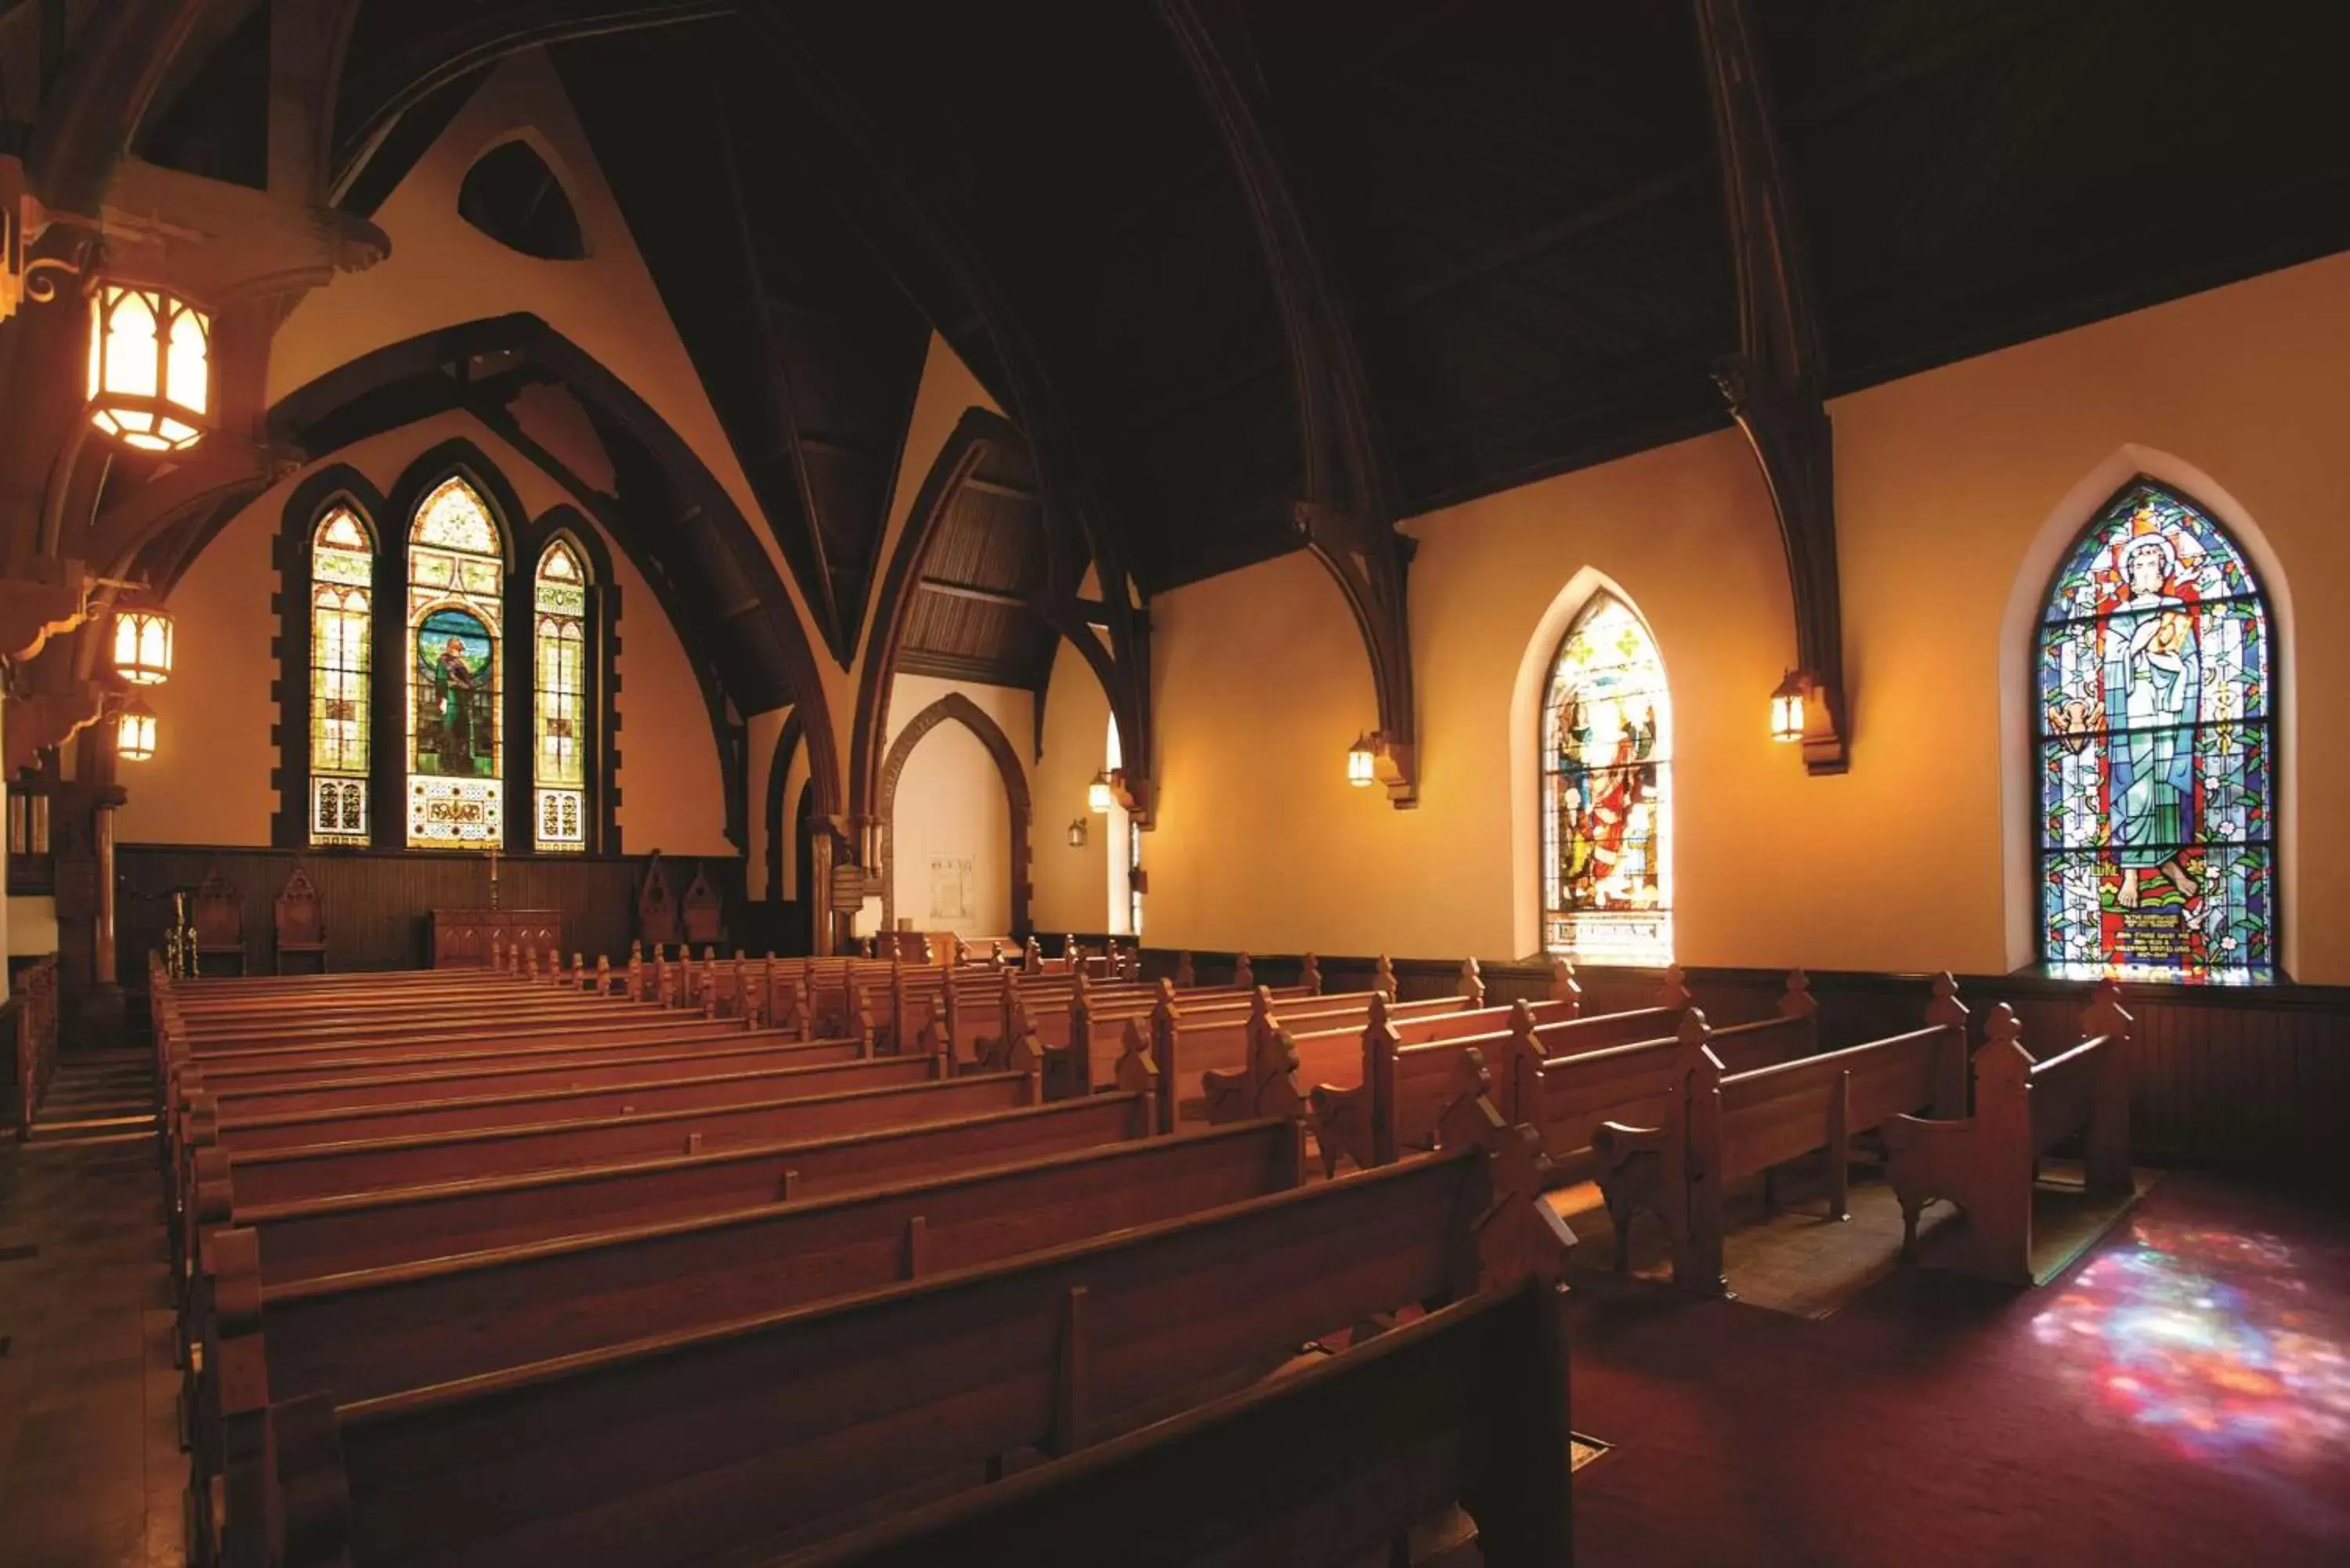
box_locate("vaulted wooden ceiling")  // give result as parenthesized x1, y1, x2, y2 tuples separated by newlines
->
(149, 0, 2350, 667)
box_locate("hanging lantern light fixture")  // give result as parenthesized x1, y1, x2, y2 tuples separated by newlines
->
(1770, 670, 1810, 745)
(1066, 817, 1087, 848)
(1087, 769, 1117, 815)
(111, 595, 174, 685)
(86, 282, 211, 453)
(1347, 732, 1378, 787)
(115, 697, 157, 761)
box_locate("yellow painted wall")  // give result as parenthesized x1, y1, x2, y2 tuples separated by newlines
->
(118, 410, 731, 855)
(1030, 636, 1119, 937)
(1142, 251, 2350, 984)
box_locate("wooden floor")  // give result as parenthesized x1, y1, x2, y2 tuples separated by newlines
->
(0, 1050, 186, 1568)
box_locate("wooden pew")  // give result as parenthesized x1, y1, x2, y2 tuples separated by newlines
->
(1309, 966, 1700, 1175)
(209, 1093, 1162, 1289)
(230, 1072, 1572, 1568)
(1107, 968, 1465, 1133)
(190, 1066, 1043, 1214)
(767, 1279, 1572, 1568)
(1002, 971, 1314, 1100)
(190, 1118, 1311, 1561)
(184, 1034, 866, 1121)
(190, 1053, 952, 1157)
(1251, 956, 1580, 1170)
(1194, 963, 1487, 1125)
(1882, 985, 2133, 1283)
(1593, 974, 1971, 1293)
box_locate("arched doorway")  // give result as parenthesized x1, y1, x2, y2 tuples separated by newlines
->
(877, 693, 1032, 937)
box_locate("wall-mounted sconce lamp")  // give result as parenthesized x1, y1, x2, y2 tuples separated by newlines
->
(114, 696, 157, 761)
(1087, 768, 1130, 815)
(1347, 732, 1377, 787)
(1770, 670, 1810, 745)
(111, 595, 174, 685)
(1066, 817, 1087, 848)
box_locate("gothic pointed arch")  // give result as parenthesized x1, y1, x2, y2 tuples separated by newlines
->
(1539, 589, 1672, 965)
(876, 692, 1031, 937)
(2033, 479, 2278, 979)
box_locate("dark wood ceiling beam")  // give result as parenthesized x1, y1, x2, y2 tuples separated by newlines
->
(330, 0, 735, 202)
(1694, 0, 1846, 775)
(916, 576, 1111, 626)
(1162, 0, 1418, 806)
(708, 56, 846, 661)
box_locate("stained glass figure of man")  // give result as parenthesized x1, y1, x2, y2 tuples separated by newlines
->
(2103, 528, 2200, 909)
(436, 634, 479, 775)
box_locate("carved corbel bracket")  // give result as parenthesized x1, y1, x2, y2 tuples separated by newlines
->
(0, 559, 93, 664)
(2, 681, 108, 775)
(1296, 500, 1418, 805)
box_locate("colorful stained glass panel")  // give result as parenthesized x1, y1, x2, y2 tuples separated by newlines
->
(2036, 482, 2275, 980)
(1541, 592, 1672, 964)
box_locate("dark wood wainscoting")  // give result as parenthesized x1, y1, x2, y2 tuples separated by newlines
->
(1085, 939, 2349, 1185)
(118, 845, 747, 980)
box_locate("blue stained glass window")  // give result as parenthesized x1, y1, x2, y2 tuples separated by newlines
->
(2037, 482, 2276, 981)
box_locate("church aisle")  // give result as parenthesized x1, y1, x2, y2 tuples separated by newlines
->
(1568, 1172, 2350, 1568)
(0, 1050, 186, 1568)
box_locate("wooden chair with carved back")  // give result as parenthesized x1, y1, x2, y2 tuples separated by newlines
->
(682, 862, 724, 948)
(190, 872, 247, 977)
(637, 852, 681, 951)
(273, 867, 327, 975)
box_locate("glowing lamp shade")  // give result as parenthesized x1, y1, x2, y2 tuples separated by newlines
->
(1347, 732, 1377, 787)
(1087, 769, 1115, 815)
(1066, 817, 1087, 848)
(87, 284, 211, 453)
(116, 699, 157, 762)
(1770, 670, 1807, 744)
(112, 603, 174, 685)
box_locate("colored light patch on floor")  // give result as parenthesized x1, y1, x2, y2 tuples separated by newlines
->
(2030, 1217, 2350, 1483)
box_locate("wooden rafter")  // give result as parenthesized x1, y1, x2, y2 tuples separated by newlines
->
(1693, 0, 1848, 775)
(1162, 0, 1419, 806)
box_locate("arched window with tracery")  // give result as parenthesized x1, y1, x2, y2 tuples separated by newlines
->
(533, 538, 590, 851)
(1541, 592, 1671, 964)
(308, 505, 373, 846)
(406, 475, 505, 847)
(2036, 481, 2276, 980)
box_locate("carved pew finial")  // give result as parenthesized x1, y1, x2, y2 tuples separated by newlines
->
(1233, 952, 1253, 992)
(1375, 952, 1396, 999)
(596, 955, 611, 996)
(1300, 952, 1321, 995)
(1657, 964, 1692, 1010)
(1173, 951, 1195, 988)
(1548, 954, 1581, 1014)
(1925, 971, 1967, 1031)
(1459, 955, 1485, 1009)
(1779, 968, 1817, 1020)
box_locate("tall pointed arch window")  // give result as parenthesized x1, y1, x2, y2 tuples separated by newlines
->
(533, 538, 590, 851)
(2037, 482, 2276, 981)
(308, 505, 373, 845)
(406, 475, 504, 847)
(1541, 592, 1671, 963)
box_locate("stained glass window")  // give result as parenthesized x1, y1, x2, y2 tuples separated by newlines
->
(2037, 482, 2276, 981)
(1541, 593, 1671, 963)
(309, 506, 372, 845)
(407, 476, 504, 847)
(533, 539, 588, 851)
